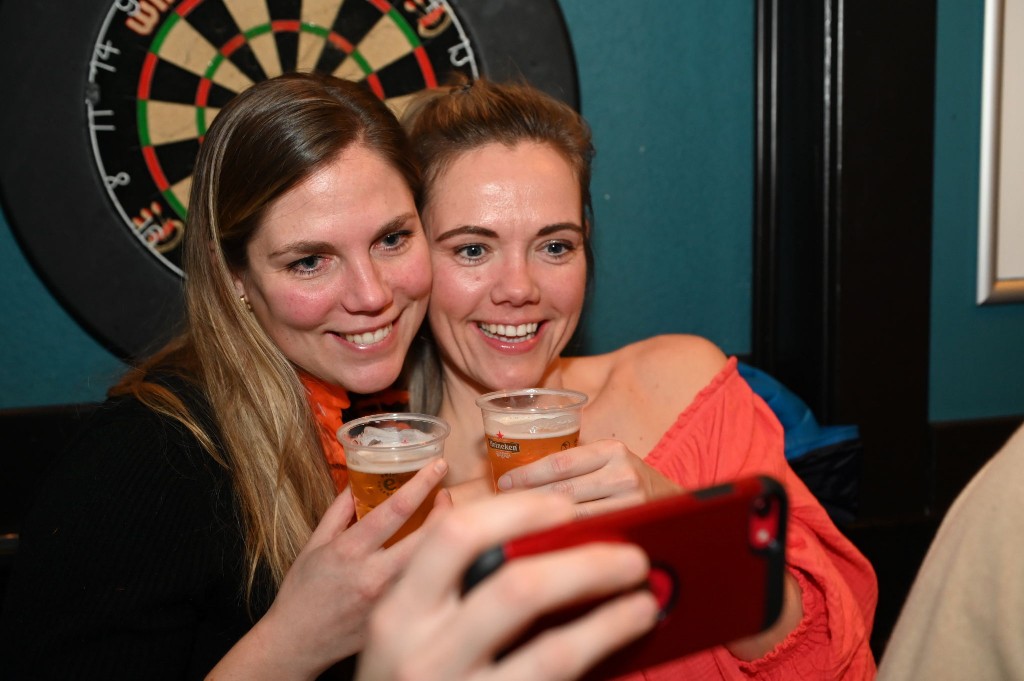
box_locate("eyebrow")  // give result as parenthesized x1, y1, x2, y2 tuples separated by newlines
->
(433, 222, 584, 243)
(269, 212, 418, 257)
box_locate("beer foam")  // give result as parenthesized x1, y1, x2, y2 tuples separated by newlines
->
(483, 412, 579, 438)
(348, 455, 439, 474)
(356, 426, 435, 447)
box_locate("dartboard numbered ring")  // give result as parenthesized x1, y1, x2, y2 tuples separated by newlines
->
(0, 0, 577, 358)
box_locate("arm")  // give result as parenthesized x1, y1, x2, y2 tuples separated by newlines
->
(647, 359, 877, 677)
(355, 493, 660, 681)
(207, 458, 450, 681)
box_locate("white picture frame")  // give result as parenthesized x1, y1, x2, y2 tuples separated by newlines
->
(978, 0, 1024, 304)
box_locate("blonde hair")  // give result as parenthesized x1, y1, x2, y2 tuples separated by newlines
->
(111, 72, 421, 602)
(401, 77, 595, 413)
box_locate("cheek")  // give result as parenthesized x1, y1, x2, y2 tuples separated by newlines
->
(264, 287, 334, 330)
(398, 263, 433, 302)
(551, 266, 587, 312)
(390, 246, 433, 302)
(430, 266, 488, 319)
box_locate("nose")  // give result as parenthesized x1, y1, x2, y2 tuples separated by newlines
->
(340, 257, 393, 313)
(490, 255, 541, 306)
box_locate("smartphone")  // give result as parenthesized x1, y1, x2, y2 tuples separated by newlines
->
(462, 475, 788, 679)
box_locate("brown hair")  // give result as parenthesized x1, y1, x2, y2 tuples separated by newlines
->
(401, 77, 595, 413)
(111, 72, 420, 600)
(403, 75, 594, 243)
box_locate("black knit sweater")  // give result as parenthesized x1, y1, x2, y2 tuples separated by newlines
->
(0, 390, 353, 679)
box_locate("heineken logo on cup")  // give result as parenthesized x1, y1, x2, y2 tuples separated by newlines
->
(476, 388, 589, 492)
(488, 438, 520, 453)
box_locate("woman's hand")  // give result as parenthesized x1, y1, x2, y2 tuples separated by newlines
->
(495, 439, 683, 517)
(356, 493, 659, 681)
(207, 458, 450, 681)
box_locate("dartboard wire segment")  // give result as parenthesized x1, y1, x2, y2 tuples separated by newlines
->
(87, 0, 478, 277)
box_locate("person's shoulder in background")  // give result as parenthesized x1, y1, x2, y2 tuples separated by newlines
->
(877, 424, 1024, 680)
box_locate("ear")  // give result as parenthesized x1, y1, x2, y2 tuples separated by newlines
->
(231, 272, 247, 300)
(209, 238, 248, 299)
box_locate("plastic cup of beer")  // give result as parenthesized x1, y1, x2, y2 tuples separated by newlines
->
(475, 388, 589, 492)
(336, 413, 450, 546)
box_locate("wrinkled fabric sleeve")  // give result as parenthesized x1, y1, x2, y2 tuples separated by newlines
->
(629, 358, 877, 680)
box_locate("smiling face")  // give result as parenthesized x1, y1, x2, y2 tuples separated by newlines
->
(233, 143, 431, 394)
(423, 141, 587, 393)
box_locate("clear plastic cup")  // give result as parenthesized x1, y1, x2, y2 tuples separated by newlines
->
(337, 412, 449, 545)
(475, 389, 588, 491)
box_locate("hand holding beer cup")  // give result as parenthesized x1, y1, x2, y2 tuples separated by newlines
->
(337, 413, 450, 547)
(475, 389, 588, 492)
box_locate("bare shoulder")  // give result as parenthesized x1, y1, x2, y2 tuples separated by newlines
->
(614, 334, 727, 392)
(568, 335, 728, 435)
(565, 335, 729, 450)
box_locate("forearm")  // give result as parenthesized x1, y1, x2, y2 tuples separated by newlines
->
(725, 571, 803, 661)
(205, 616, 323, 681)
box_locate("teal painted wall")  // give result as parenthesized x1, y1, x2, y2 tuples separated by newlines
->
(0, 207, 124, 407)
(0, 0, 755, 409)
(929, 0, 1024, 420)
(3, 0, 1019, 421)
(562, 0, 755, 358)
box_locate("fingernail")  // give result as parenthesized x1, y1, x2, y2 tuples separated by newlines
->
(434, 458, 449, 474)
(497, 475, 511, 491)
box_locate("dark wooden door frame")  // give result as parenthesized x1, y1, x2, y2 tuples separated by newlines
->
(753, 0, 937, 520)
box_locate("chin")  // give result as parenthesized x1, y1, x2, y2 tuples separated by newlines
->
(338, 367, 405, 395)
(482, 372, 547, 392)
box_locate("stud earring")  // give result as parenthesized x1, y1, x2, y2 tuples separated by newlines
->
(240, 293, 253, 312)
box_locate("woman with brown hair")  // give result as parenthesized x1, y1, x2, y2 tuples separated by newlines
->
(402, 77, 878, 678)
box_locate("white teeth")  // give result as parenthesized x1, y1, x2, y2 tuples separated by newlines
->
(478, 322, 539, 342)
(345, 324, 392, 346)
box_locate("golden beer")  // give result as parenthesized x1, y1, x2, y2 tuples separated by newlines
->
(484, 428, 581, 490)
(348, 461, 442, 546)
(476, 389, 588, 491)
(337, 413, 449, 547)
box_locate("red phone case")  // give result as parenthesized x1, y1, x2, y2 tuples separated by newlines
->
(462, 475, 788, 679)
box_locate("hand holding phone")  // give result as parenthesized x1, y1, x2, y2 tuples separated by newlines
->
(462, 475, 788, 679)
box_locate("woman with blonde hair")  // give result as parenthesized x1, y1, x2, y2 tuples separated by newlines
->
(1, 71, 441, 679)
(403, 77, 878, 678)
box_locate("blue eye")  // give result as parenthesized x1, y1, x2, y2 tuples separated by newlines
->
(379, 231, 411, 251)
(290, 255, 323, 272)
(543, 241, 574, 257)
(456, 244, 486, 259)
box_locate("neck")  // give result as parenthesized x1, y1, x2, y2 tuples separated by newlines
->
(437, 359, 570, 485)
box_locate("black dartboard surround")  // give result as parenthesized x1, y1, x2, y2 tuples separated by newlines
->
(0, 0, 578, 359)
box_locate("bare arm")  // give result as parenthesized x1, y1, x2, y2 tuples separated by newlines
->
(207, 459, 450, 681)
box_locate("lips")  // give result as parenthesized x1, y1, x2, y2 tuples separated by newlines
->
(343, 323, 392, 346)
(477, 322, 539, 343)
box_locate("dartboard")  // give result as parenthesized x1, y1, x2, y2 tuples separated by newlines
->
(0, 0, 577, 358)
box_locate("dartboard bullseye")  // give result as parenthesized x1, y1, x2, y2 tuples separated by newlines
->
(0, 0, 577, 358)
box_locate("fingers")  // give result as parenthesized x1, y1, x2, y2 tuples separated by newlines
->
(497, 442, 609, 491)
(420, 541, 655, 678)
(494, 589, 660, 681)
(306, 486, 357, 548)
(499, 441, 646, 504)
(345, 458, 449, 549)
(381, 494, 577, 620)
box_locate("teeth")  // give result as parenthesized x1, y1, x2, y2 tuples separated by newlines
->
(478, 322, 538, 342)
(345, 324, 392, 346)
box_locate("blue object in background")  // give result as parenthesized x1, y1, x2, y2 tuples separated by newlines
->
(738, 362, 860, 460)
(738, 362, 863, 525)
